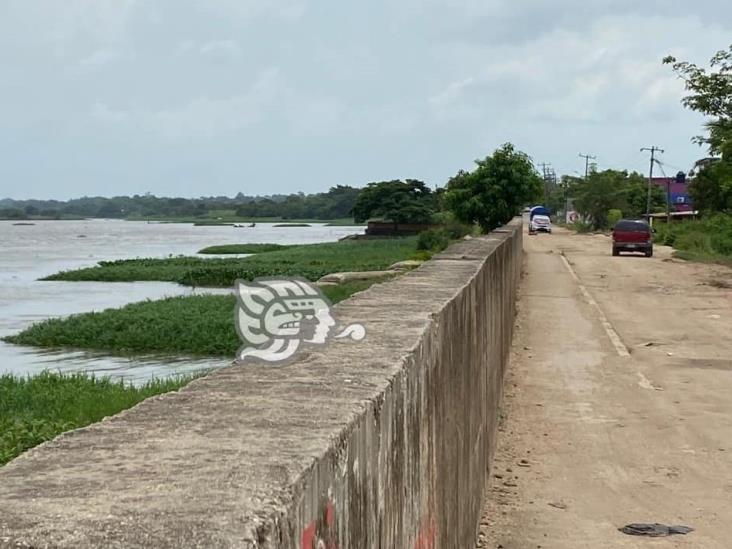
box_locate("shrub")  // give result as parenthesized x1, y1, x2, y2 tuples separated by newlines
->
(417, 228, 450, 252)
(569, 221, 593, 233)
(607, 209, 623, 228)
(409, 250, 434, 261)
(675, 231, 713, 254)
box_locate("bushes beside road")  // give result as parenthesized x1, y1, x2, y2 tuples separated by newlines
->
(654, 215, 732, 264)
(417, 222, 476, 253)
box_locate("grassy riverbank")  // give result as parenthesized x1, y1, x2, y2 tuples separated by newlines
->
(197, 243, 292, 254)
(4, 281, 375, 357)
(0, 372, 197, 466)
(43, 238, 419, 287)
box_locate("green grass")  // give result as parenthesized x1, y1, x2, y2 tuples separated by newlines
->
(654, 214, 732, 265)
(43, 238, 418, 287)
(0, 371, 197, 466)
(323, 220, 366, 226)
(672, 249, 732, 266)
(197, 243, 292, 254)
(3, 281, 377, 357)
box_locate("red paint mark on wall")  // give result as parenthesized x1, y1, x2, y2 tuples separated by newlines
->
(414, 518, 437, 549)
(301, 500, 338, 549)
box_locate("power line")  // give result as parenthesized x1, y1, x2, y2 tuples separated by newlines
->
(578, 153, 597, 178)
(641, 146, 664, 219)
(538, 163, 556, 203)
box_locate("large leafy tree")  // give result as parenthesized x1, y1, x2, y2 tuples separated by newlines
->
(665, 45, 732, 213)
(664, 46, 732, 156)
(443, 143, 543, 232)
(351, 179, 436, 224)
(690, 161, 732, 213)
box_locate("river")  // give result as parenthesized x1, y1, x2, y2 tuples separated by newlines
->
(0, 219, 363, 384)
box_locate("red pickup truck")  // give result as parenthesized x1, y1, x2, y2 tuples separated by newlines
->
(612, 219, 653, 257)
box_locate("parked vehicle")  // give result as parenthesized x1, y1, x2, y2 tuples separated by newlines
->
(612, 219, 653, 257)
(529, 214, 552, 234)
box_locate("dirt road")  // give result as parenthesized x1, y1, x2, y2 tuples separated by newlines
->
(478, 227, 732, 548)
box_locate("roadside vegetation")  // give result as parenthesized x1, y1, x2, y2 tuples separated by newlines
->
(3, 282, 373, 357)
(560, 170, 666, 232)
(443, 143, 543, 232)
(0, 371, 198, 466)
(654, 215, 732, 264)
(43, 238, 420, 286)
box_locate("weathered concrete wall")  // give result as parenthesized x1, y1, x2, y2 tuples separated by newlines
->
(0, 219, 522, 549)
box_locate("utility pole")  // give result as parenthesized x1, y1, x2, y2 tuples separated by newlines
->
(641, 146, 664, 220)
(579, 153, 596, 179)
(538, 163, 552, 204)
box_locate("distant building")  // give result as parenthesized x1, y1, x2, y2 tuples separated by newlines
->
(651, 172, 692, 212)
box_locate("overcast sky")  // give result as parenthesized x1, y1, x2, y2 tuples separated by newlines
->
(1, 1, 730, 199)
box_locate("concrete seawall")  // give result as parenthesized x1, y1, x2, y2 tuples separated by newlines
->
(0, 219, 522, 549)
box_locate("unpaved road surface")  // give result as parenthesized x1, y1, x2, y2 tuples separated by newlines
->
(478, 227, 732, 548)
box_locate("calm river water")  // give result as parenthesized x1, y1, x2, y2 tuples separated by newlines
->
(0, 220, 363, 383)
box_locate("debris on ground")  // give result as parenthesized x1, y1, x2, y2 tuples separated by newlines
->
(618, 523, 694, 537)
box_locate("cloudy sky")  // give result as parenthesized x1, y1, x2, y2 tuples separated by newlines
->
(1, 0, 730, 199)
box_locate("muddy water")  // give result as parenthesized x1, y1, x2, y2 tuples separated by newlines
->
(0, 219, 363, 384)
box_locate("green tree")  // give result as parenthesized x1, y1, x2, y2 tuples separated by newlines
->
(665, 45, 732, 213)
(443, 143, 543, 232)
(624, 174, 666, 218)
(573, 170, 664, 230)
(664, 45, 732, 156)
(690, 161, 732, 213)
(351, 180, 436, 224)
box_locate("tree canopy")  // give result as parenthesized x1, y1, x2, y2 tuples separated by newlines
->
(443, 143, 543, 232)
(351, 180, 437, 224)
(572, 170, 665, 229)
(665, 45, 732, 213)
(689, 161, 732, 213)
(0, 186, 363, 221)
(664, 45, 732, 157)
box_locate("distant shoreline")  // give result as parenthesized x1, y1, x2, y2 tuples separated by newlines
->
(1, 216, 364, 226)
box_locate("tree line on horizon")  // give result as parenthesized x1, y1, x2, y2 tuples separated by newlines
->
(1, 145, 545, 230)
(0, 186, 362, 221)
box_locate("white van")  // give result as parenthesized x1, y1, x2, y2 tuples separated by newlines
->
(529, 214, 552, 234)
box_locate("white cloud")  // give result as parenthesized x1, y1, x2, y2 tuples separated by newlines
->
(91, 102, 130, 124)
(17, 0, 140, 51)
(2, 0, 732, 198)
(192, 0, 307, 22)
(90, 68, 282, 139)
(78, 49, 129, 68)
(199, 40, 242, 59)
(429, 77, 475, 106)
